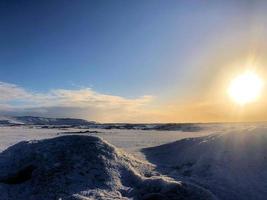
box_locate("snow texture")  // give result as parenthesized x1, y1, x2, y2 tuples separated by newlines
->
(0, 135, 216, 200)
(143, 127, 267, 200)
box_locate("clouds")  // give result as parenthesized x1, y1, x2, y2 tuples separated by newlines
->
(0, 81, 154, 122)
(0, 82, 32, 101)
(3, 80, 266, 123)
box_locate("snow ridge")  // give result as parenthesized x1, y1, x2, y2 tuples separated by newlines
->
(0, 135, 216, 200)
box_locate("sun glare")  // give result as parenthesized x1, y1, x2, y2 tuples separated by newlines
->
(228, 71, 263, 105)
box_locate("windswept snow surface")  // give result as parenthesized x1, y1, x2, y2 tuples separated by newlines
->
(143, 126, 267, 200)
(0, 135, 216, 200)
(1, 123, 267, 199)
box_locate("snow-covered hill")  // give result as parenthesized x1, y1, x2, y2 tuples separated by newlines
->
(0, 135, 216, 200)
(0, 116, 95, 126)
(143, 127, 267, 200)
(0, 116, 25, 125)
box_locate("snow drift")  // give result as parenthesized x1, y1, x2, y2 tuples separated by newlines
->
(143, 127, 267, 200)
(0, 135, 215, 200)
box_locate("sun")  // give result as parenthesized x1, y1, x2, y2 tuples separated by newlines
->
(228, 71, 264, 105)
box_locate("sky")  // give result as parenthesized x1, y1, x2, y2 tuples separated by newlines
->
(1, 0, 267, 122)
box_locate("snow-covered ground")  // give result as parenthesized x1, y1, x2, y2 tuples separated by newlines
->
(0, 123, 264, 157)
(143, 125, 267, 200)
(0, 125, 215, 159)
(1, 123, 267, 199)
(0, 132, 216, 200)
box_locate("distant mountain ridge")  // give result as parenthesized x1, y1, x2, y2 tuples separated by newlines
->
(0, 116, 95, 126)
(0, 115, 203, 131)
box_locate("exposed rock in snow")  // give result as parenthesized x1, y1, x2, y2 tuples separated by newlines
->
(0, 135, 216, 200)
(143, 127, 267, 200)
(88, 123, 203, 132)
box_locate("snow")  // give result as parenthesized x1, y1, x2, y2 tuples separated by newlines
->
(0, 116, 25, 125)
(0, 116, 94, 126)
(0, 125, 213, 159)
(0, 135, 215, 200)
(0, 123, 267, 199)
(143, 126, 267, 200)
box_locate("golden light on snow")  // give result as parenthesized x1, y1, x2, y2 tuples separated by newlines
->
(228, 71, 264, 105)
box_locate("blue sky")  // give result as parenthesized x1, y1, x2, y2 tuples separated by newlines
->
(1, 0, 267, 122)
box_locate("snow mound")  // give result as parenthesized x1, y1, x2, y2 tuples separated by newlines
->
(143, 127, 267, 200)
(0, 135, 215, 200)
